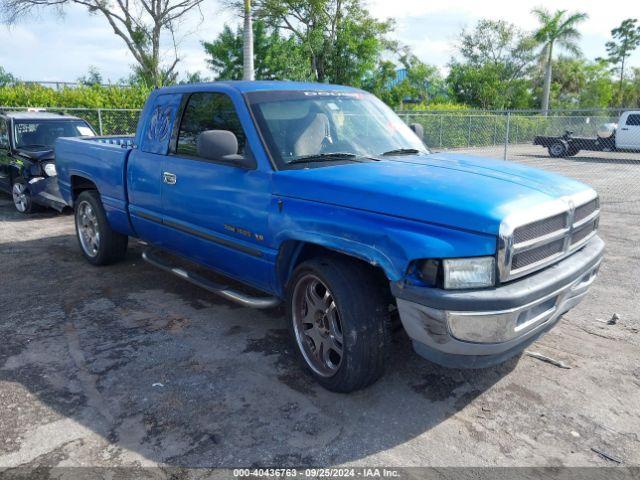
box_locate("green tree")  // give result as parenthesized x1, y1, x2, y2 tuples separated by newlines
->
(250, 0, 393, 85)
(538, 57, 615, 109)
(1, 0, 205, 87)
(447, 20, 536, 109)
(603, 18, 640, 105)
(363, 52, 447, 108)
(629, 68, 640, 107)
(531, 7, 588, 112)
(0, 66, 16, 86)
(179, 72, 211, 84)
(78, 66, 104, 87)
(203, 20, 309, 80)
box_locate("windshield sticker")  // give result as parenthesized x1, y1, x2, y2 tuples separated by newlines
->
(77, 126, 94, 136)
(302, 91, 362, 98)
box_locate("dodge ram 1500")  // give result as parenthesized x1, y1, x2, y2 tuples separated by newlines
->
(55, 82, 604, 392)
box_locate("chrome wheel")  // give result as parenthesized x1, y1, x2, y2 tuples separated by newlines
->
(76, 200, 100, 257)
(292, 274, 344, 377)
(12, 182, 28, 213)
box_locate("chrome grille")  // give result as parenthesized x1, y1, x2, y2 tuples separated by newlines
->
(513, 213, 567, 243)
(499, 192, 600, 281)
(512, 239, 564, 270)
(574, 198, 599, 223)
(571, 219, 598, 245)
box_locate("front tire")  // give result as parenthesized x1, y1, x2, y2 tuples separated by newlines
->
(548, 141, 568, 158)
(12, 177, 37, 214)
(74, 190, 128, 265)
(286, 257, 391, 393)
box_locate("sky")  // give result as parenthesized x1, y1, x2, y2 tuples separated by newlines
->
(0, 0, 639, 83)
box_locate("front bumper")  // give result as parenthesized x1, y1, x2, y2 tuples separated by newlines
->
(392, 236, 604, 368)
(28, 176, 66, 212)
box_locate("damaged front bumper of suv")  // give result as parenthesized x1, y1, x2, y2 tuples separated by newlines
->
(392, 236, 604, 368)
(28, 175, 67, 211)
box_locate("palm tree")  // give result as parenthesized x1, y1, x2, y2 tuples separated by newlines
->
(242, 0, 255, 80)
(532, 8, 588, 113)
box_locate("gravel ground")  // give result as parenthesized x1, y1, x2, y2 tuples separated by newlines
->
(0, 149, 639, 472)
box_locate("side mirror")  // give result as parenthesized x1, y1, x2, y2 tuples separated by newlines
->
(410, 123, 424, 141)
(197, 130, 253, 168)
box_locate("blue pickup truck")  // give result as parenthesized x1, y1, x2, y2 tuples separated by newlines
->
(55, 82, 604, 392)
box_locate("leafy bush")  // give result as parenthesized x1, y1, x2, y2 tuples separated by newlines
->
(0, 83, 150, 109)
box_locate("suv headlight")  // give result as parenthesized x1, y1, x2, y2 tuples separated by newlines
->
(43, 163, 57, 177)
(442, 257, 495, 290)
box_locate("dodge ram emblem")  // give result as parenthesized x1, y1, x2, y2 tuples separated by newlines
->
(147, 106, 172, 142)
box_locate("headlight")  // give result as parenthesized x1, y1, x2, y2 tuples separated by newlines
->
(43, 163, 57, 177)
(443, 257, 495, 290)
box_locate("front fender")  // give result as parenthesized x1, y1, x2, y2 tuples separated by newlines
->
(272, 196, 497, 287)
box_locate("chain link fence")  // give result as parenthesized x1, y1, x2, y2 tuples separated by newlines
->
(0, 106, 141, 135)
(398, 108, 636, 157)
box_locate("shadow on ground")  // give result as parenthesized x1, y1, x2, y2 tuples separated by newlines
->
(0, 231, 516, 468)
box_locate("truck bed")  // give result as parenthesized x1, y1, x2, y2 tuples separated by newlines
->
(55, 135, 135, 231)
(533, 134, 617, 152)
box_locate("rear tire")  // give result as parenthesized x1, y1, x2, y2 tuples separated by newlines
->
(548, 141, 568, 158)
(286, 256, 391, 393)
(74, 190, 128, 265)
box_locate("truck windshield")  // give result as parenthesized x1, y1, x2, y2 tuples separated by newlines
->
(13, 120, 94, 149)
(247, 90, 428, 168)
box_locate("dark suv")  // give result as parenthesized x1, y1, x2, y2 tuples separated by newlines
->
(0, 111, 96, 213)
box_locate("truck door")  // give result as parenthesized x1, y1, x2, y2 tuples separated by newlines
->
(616, 112, 640, 150)
(160, 91, 274, 293)
(127, 92, 183, 245)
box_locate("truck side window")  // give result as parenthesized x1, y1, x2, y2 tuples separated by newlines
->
(176, 93, 246, 157)
(625, 114, 640, 126)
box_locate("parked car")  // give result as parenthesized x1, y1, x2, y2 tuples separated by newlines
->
(534, 110, 640, 157)
(0, 111, 96, 213)
(55, 82, 604, 392)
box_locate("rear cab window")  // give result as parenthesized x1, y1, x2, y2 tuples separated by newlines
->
(139, 93, 183, 155)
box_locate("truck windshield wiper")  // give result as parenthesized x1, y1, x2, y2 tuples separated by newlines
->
(287, 152, 361, 165)
(381, 148, 422, 156)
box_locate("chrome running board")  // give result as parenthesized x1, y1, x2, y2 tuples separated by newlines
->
(142, 249, 280, 309)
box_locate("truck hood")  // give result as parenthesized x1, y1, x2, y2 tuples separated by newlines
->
(273, 152, 593, 235)
(16, 147, 54, 162)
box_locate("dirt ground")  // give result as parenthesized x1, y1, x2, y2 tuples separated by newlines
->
(0, 148, 639, 472)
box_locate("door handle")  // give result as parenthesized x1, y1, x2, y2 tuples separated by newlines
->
(163, 172, 177, 185)
(620, 128, 629, 131)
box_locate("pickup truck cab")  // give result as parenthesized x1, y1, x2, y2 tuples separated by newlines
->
(55, 82, 604, 392)
(534, 110, 640, 157)
(0, 111, 96, 213)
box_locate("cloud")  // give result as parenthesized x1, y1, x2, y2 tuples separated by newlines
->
(1, 0, 639, 82)
(367, 0, 640, 66)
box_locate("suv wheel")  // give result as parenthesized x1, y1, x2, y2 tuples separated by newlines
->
(12, 178, 36, 214)
(75, 190, 128, 265)
(286, 256, 391, 393)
